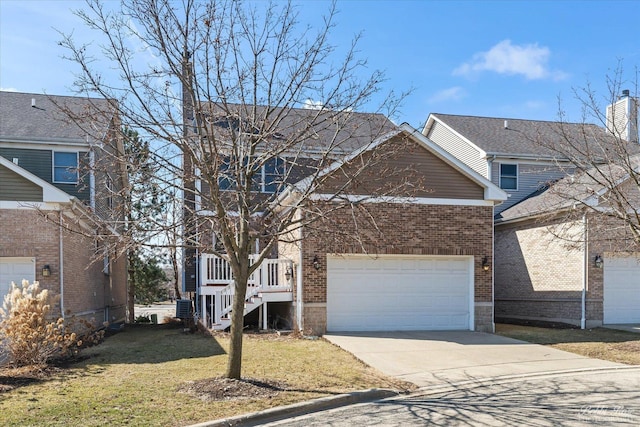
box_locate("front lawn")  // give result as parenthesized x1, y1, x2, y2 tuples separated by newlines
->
(496, 324, 640, 365)
(0, 325, 411, 427)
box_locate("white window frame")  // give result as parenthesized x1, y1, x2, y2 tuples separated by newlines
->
(52, 151, 79, 184)
(499, 163, 518, 191)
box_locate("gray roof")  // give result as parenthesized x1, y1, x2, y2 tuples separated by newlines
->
(0, 91, 114, 144)
(198, 103, 397, 154)
(428, 113, 628, 159)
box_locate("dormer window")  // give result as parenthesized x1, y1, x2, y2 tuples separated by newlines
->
(53, 152, 79, 184)
(499, 163, 518, 190)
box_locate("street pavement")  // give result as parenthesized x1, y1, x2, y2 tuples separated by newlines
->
(263, 367, 640, 426)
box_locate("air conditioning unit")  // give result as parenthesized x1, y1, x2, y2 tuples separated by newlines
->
(176, 299, 192, 319)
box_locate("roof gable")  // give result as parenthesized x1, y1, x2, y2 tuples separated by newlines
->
(299, 123, 507, 203)
(0, 156, 72, 203)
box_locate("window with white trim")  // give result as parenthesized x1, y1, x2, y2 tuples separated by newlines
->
(499, 163, 518, 190)
(53, 152, 79, 184)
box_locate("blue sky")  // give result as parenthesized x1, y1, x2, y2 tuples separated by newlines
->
(1, 0, 639, 129)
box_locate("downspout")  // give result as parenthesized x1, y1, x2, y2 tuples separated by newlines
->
(296, 216, 304, 332)
(89, 149, 96, 211)
(581, 213, 587, 330)
(59, 211, 65, 319)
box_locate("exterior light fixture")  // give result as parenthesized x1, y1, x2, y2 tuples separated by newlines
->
(284, 266, 293, 281)
(481, 257, 490, 272)
(312, 255, 321, 271)
(42, 265, 52, 277)
(594, 255, 604, 269)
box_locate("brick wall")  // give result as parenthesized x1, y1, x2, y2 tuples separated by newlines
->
(0, 209, 62, 312)
(495, 217, 584, 325)
(298, 202, 495, 334)
(1, 208, 126, 328)
(495, 213, 634, 327)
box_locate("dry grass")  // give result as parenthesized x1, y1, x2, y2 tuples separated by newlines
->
(496, 324, 640, 365)
(0, 324, 412, 427)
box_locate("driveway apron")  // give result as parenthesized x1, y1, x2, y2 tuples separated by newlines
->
(324, 331, 624, 388)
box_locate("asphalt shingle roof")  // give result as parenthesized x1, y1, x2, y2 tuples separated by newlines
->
(199, 103, 397, 154)
(429, 113, 621, 159)
(0, 91, 113, 143)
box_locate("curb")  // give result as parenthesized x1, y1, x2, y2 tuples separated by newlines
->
(184, 388, 400, 427)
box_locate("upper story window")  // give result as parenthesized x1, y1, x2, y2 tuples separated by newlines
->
(218, 156, 286, 194)
(53, 151, 79, 184)
(499, 163, 518, 190)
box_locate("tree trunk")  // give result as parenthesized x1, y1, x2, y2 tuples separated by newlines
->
(225, 274, 249, 379)
(170, 247, 181, 300)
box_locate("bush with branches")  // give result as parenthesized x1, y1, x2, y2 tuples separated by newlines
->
(0, 280, 104, 367)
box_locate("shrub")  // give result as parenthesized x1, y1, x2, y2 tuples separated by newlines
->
(0, 280, 103, 367)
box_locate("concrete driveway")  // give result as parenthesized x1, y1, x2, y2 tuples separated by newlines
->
(324, 331, 624, 388)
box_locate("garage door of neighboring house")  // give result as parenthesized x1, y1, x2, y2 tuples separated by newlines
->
(0, 257, 36, 304)
(326, 255, 473, 332)
(603, 255, 640, 324)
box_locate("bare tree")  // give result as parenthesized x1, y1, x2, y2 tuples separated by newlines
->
(58, 0, 411, 379)
(531, 63, 640, 248)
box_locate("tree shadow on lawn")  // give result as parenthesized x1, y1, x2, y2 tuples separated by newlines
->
(79, 323, 227, 366)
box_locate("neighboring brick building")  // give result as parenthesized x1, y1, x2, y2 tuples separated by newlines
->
(495, 168, 640, 327)
(0, 92, 127, 327)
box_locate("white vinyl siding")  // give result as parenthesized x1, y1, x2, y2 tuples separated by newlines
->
(427, 121, 488, 178)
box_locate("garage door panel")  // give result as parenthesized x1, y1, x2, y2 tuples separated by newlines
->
(604, 255, 640, 324)
(1, 257, 36, 302)
(327, 256, 472, 332)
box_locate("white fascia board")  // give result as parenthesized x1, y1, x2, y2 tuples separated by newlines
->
(0, 155, 72, 203)
(423, 114, 488, 158)
(310, 193, 494, 207)
(398, 123, 508, 202)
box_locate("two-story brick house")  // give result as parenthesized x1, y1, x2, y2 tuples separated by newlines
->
(0, 91, 127, 327)
(183, 103, 507, 334)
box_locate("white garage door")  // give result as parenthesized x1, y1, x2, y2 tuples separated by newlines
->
(604, 255, 640, 324)
(326, 255, 473, 332)
(0, 257, 36, 304)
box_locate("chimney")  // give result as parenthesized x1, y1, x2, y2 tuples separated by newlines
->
(31, 98, 36, 108)
(606, 89, 639, 144)
(504, 120, 508, 129)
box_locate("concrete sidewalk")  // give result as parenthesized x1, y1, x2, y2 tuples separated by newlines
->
(324, 331, 624, 387)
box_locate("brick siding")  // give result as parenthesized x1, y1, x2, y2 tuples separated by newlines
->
(0, 208, 126, 328)
(298, 202, 495, 334)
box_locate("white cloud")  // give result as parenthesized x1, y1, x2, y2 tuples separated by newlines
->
(428, 86, 466, 103)
(0, 87, 18, 92)
(453, 40, 567, 81)
(303, 99, 325, 110)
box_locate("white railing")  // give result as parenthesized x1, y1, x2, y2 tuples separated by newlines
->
(199, 254, 294, 328)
